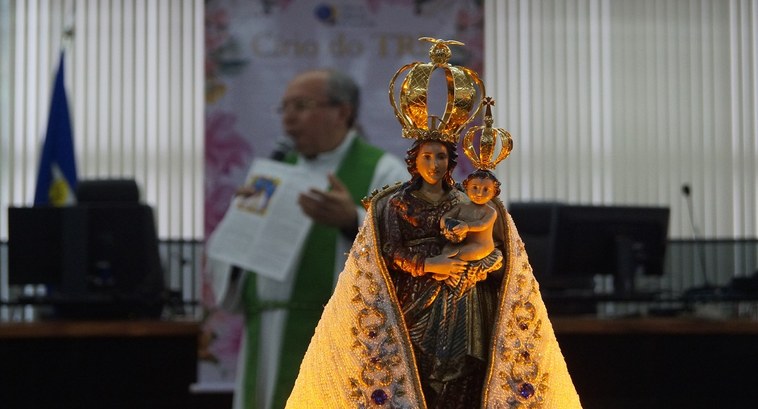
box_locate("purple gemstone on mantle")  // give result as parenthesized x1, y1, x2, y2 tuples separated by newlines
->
(371, 389, 388, 405)
(518, 382, 535, 399)
(368, 330, 378, 338)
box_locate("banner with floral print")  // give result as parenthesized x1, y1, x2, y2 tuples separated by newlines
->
(202, 0, 483, 388)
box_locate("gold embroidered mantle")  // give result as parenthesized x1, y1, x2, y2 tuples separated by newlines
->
(286, 185, 582, 408)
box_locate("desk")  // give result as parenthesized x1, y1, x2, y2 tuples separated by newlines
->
(553, 315, 758, 334)
(552, 317, 758, 409)
(0, 320, 200, 409)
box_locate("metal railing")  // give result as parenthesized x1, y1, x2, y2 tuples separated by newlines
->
(1, 239, 757, 321)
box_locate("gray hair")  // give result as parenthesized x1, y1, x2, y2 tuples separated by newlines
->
(324, 69, 360, 127)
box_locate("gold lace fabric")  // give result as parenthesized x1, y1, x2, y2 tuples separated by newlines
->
(286, 186, 582, 408)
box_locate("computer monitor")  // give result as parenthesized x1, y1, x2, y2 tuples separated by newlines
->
(8, 204, 165, 318)
(509, 203, 670, 295)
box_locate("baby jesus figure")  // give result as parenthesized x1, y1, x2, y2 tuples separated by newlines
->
(440, 169, 504, 298)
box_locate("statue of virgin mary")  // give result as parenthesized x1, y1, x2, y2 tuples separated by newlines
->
(285, 38, 582, 409)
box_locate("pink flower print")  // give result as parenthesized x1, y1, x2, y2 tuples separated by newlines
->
(205, 111, 253, 175)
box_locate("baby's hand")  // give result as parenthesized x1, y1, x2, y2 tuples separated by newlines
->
(441, 217, 460, 230)
(451, 222, 469, 236)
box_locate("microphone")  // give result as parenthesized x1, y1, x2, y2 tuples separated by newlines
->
(681, 184, 696, 242)
(270, 137, 294, 162)
(681, 183, 715, 298)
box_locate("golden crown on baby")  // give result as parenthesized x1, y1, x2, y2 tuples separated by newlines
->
(389, 37, 513, 170)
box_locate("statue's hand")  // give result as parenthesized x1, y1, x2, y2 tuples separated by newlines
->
(425, 253, 467, 281)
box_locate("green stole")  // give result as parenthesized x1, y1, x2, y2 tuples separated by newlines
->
(242, 136, 383, 409)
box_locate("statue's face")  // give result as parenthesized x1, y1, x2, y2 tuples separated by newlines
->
(415, 141, 449, 186)
(465, 177, 496, 204)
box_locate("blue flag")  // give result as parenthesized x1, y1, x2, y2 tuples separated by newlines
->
(34, 52, 78, 206)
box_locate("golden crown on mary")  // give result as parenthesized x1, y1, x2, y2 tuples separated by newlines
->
(389, 37, 486, 145)
(389, 37, 513, 171)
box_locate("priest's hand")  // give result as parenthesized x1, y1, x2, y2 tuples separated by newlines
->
(298, 173, 358, 231)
